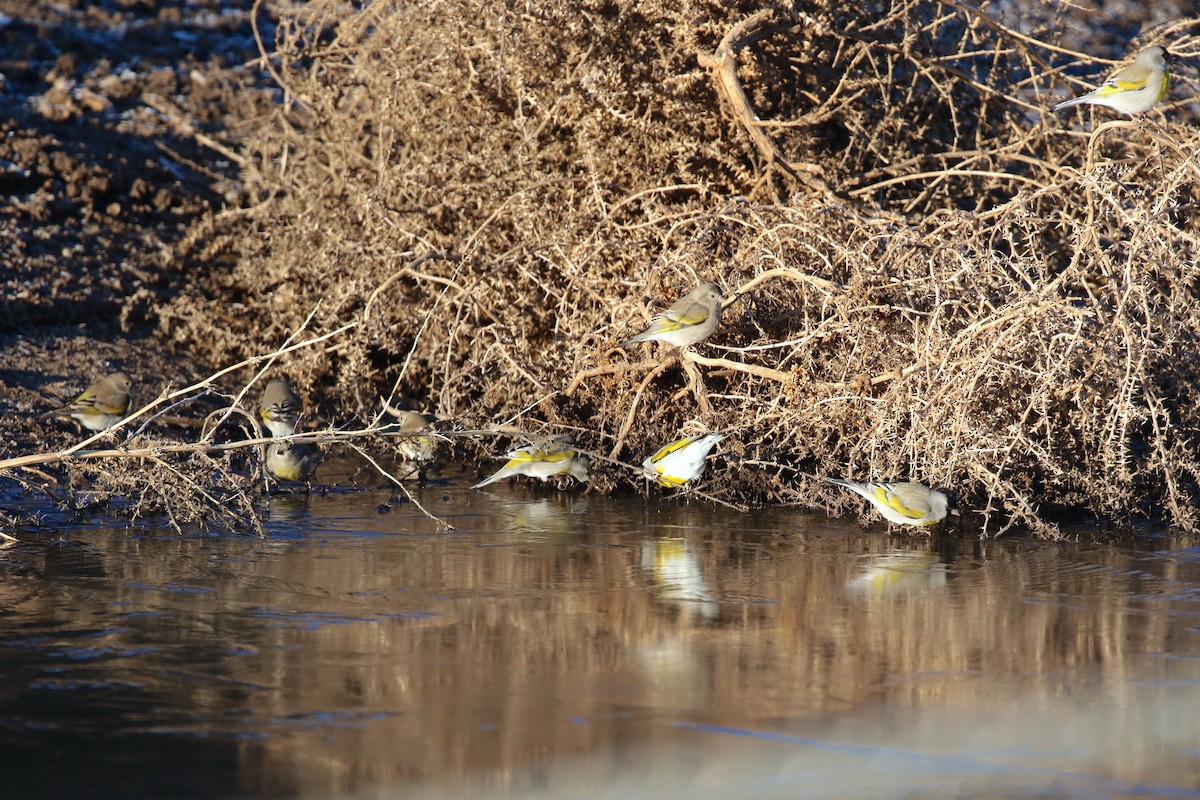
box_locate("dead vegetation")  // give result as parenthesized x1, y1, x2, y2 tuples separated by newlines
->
(7, 0, 1200, 537)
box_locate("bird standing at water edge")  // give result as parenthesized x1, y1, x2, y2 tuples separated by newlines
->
(623, 282, 725, 348)
(386, 410, 439, 480)
(1052, 45, 1170, 116)
(473, 441, 591, 489)
(39, 371, 133, 432)
(266, 441, 320, 482)
(387, 410, 439, 464)
(825, 477, 956, 527)
(642, 433, 725, 488)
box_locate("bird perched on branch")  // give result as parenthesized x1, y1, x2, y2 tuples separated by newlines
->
(1052, 45, 1170, 116)
(266, 441, 321, 482)
(825, 478, 957, 528)
(39, 371, 132, 432)
(258, 377, 303, 437)
(623, 282, 725, 348)
(473, 440, 590, 489)
(642, 433, 725, 488)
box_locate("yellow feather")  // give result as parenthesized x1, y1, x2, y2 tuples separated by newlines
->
(868, 486, 928, 520)
(649, 436, 693, 463)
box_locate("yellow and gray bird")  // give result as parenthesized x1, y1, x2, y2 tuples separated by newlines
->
(258, 377, 302, 438)
(266, 441, 320, 482)
(623, 282, 725, 348)
(1052, 45, 1170, 116)
(40, 371, 133, 432)
(385, 410, 439, 480)
(825, 478, 956, 528)
(387, 410, 439, 463)
(473, 441, 591, 489)
(642, 433, 725, 488)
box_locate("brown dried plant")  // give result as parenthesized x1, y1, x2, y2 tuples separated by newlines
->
(140, 0, 1200, 536)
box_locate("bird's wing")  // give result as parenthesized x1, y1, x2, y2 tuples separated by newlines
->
(875, 484, 933, 518)
(641, 312, 685, 333)
(91, 399, 128, 414)
(670, 299, 712, 326)
(648, 436, 694, 464)
(504, 448, 578, 464)
(1098, 62, 1152, 94)
(539, 449, 579, 464)
(69, 390, 99, 409)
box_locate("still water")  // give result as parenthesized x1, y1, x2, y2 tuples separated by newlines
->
(3, 459, 1200, 799)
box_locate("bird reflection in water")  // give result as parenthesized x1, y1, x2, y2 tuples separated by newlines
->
(507, 495, 589, 538)
(849, 549, 947, 598)
(642, 537, 720, 621)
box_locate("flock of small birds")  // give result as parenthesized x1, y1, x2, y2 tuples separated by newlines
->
(33, 44, 1175, 529)
(30, 284, 963, 529)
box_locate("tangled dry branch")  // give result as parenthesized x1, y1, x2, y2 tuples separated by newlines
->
(43, 0, 1198, 536)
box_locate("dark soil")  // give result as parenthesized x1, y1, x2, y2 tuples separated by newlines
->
(0, 0, 267, 455)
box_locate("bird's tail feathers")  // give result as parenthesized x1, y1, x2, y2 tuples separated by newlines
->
(472, 469, 507, 489)
(1051, 95, 1085, 112)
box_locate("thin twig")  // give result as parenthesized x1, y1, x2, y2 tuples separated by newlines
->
(344, 442, 453, 531)
(611, 358, 672, 458)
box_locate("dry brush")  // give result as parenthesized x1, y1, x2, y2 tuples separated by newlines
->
(124, 0, 1200, 535)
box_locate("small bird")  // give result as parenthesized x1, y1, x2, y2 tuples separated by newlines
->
(258, 377, 302, 438)
(387, 410, 439, 463)
(642, 432, 725, 487)
(473, 442, 591, 489)
(623, 282, 725, 348)
(385, 410, 439, 480)
(825, 478, 956, 527)
(39, 371, 133, 432)
(266, 441, 320, 482)
(1052, 45, 1170, 116)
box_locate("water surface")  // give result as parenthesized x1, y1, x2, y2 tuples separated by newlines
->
(2, 461, 1200, 799)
